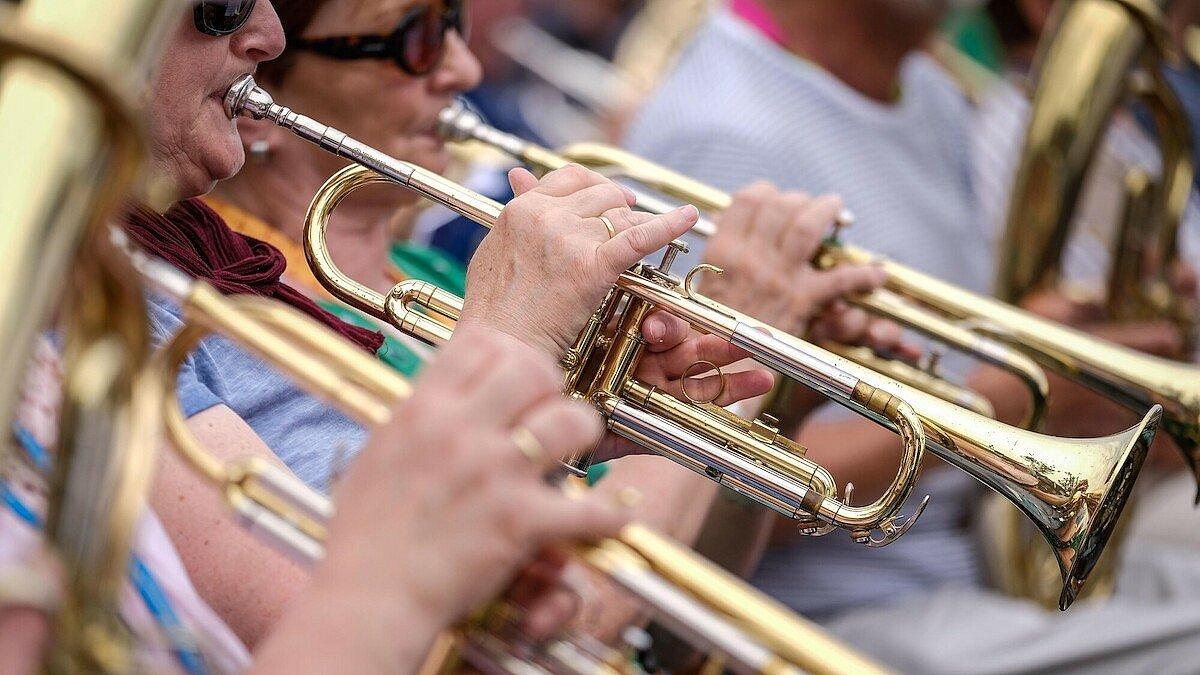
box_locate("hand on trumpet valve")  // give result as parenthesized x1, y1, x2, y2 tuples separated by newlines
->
(316, 326, 630, 642)
(458, 164, 700, 359)
(701, 183, 921, 361)
(590, 310, 776, 463)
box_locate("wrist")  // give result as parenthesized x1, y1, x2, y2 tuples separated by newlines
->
(453, 315, 563, 363)
(280, 563, 446, 673)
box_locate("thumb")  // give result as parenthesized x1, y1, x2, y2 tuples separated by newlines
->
(508, 167, 541, 196)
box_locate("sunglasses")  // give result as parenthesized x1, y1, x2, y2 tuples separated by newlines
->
(288, 0, 467, 76)
(194, 0, 258, 37)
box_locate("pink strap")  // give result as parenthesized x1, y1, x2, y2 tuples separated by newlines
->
(729, 0, 786, 46)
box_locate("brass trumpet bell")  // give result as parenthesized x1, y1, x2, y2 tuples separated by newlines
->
(225, 75, 1162, 608)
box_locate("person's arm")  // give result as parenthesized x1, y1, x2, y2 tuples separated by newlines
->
(251, 327, 627, 674)
(149, 405, 310, 647)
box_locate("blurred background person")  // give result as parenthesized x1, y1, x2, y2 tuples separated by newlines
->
(623, 0, 1200, 672)
(971, 0, 1200, 546)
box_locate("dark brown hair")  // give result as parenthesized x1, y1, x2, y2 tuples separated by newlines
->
(258, 0, 328, 83)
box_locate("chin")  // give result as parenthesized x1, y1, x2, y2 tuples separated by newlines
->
(416, 148, 452, 174)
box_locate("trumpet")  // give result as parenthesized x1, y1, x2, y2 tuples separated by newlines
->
(127, 242, 889, 675)
(434, 100, 1200, 495)
(435, 103, 1051, 432)
(987, 0, 1197, 608)
(227, 74, 930, 550)
(226, 75, 1161, 609)
(0, 0, 178, 671)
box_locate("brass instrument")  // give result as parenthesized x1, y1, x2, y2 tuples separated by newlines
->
(0, 0, 176, 670)
(434, 104, 1051, 432)
(434, 104, 1200, 500)
(994, 0, 1200, 466)
(998, 0, 1196, 335)
(989, 0, 1198, 607)
(227, 76, 1161, 609)
(131, 246, 890, 675)
(228, 74, 932, 550)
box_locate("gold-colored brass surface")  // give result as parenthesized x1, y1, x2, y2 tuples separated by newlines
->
(0, 0, 176, 670)
(452, 117, 1194, 543)
(227, 77, 1163, 608)
(146, 258, 885, 675)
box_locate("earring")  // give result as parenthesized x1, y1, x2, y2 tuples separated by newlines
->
(249, 139, 272, 163)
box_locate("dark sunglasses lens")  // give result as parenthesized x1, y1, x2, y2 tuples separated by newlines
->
(196, 0, 256, 36)
(402, 5, 448, 74)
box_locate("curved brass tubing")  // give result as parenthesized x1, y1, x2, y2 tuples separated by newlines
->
(147, 262, 887, 675)
(229, 76, 1165, 607)
(304, 166, 459, 345)
(435, 104, 1052, 432)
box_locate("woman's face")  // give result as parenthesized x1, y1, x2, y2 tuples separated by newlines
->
(149, 2, 286, 199)
(269, 0, 483, 179)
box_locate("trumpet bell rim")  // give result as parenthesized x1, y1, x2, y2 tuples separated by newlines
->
(1058, 404, 1161, 610)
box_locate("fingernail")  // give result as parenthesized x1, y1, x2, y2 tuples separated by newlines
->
(643, 318, 663, 342)
(680, 204, 699, 220)
(614, 487, 643, 509)
(621, 185, 638, 206)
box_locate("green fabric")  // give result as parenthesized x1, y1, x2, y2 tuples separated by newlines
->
(389, 241, 468, 297)
(941, 8, 1004, 73)
(586, 462, 610, 486)
(319, 300, 425, 377)
(315, 243, 467, 378)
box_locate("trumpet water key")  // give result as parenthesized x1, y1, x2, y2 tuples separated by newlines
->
(129, 244, 889, 675)
(225, 74, 932, 550)
(226, 76, 1161, 608)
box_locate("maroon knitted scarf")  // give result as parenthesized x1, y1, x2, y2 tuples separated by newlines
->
(124, 198, 385, 353)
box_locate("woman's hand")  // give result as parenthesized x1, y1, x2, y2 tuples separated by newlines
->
(459, 165, 700, 360)
(701, 183, 919, 361)
(257, 327, 629, 674)
(591, 311, 776, 463)
(701, 183, 884, 335)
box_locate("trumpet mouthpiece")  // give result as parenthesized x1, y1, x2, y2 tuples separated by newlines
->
(223, 74, 274, 121)
(436, 100, 485, 143)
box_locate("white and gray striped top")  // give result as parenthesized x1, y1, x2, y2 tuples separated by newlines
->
(624, 10, 989, 620)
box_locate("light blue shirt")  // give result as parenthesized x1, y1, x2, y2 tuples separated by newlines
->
(146, 294, 366, 493)
(625, 11, 988, 619)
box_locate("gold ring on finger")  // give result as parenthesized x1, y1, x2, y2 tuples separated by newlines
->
(597, 215, 617, 240)
(680, 360, 726, 406)
(511, 426, 546, 466)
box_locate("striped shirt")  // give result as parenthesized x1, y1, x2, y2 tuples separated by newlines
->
(624, 10, 987, 619)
